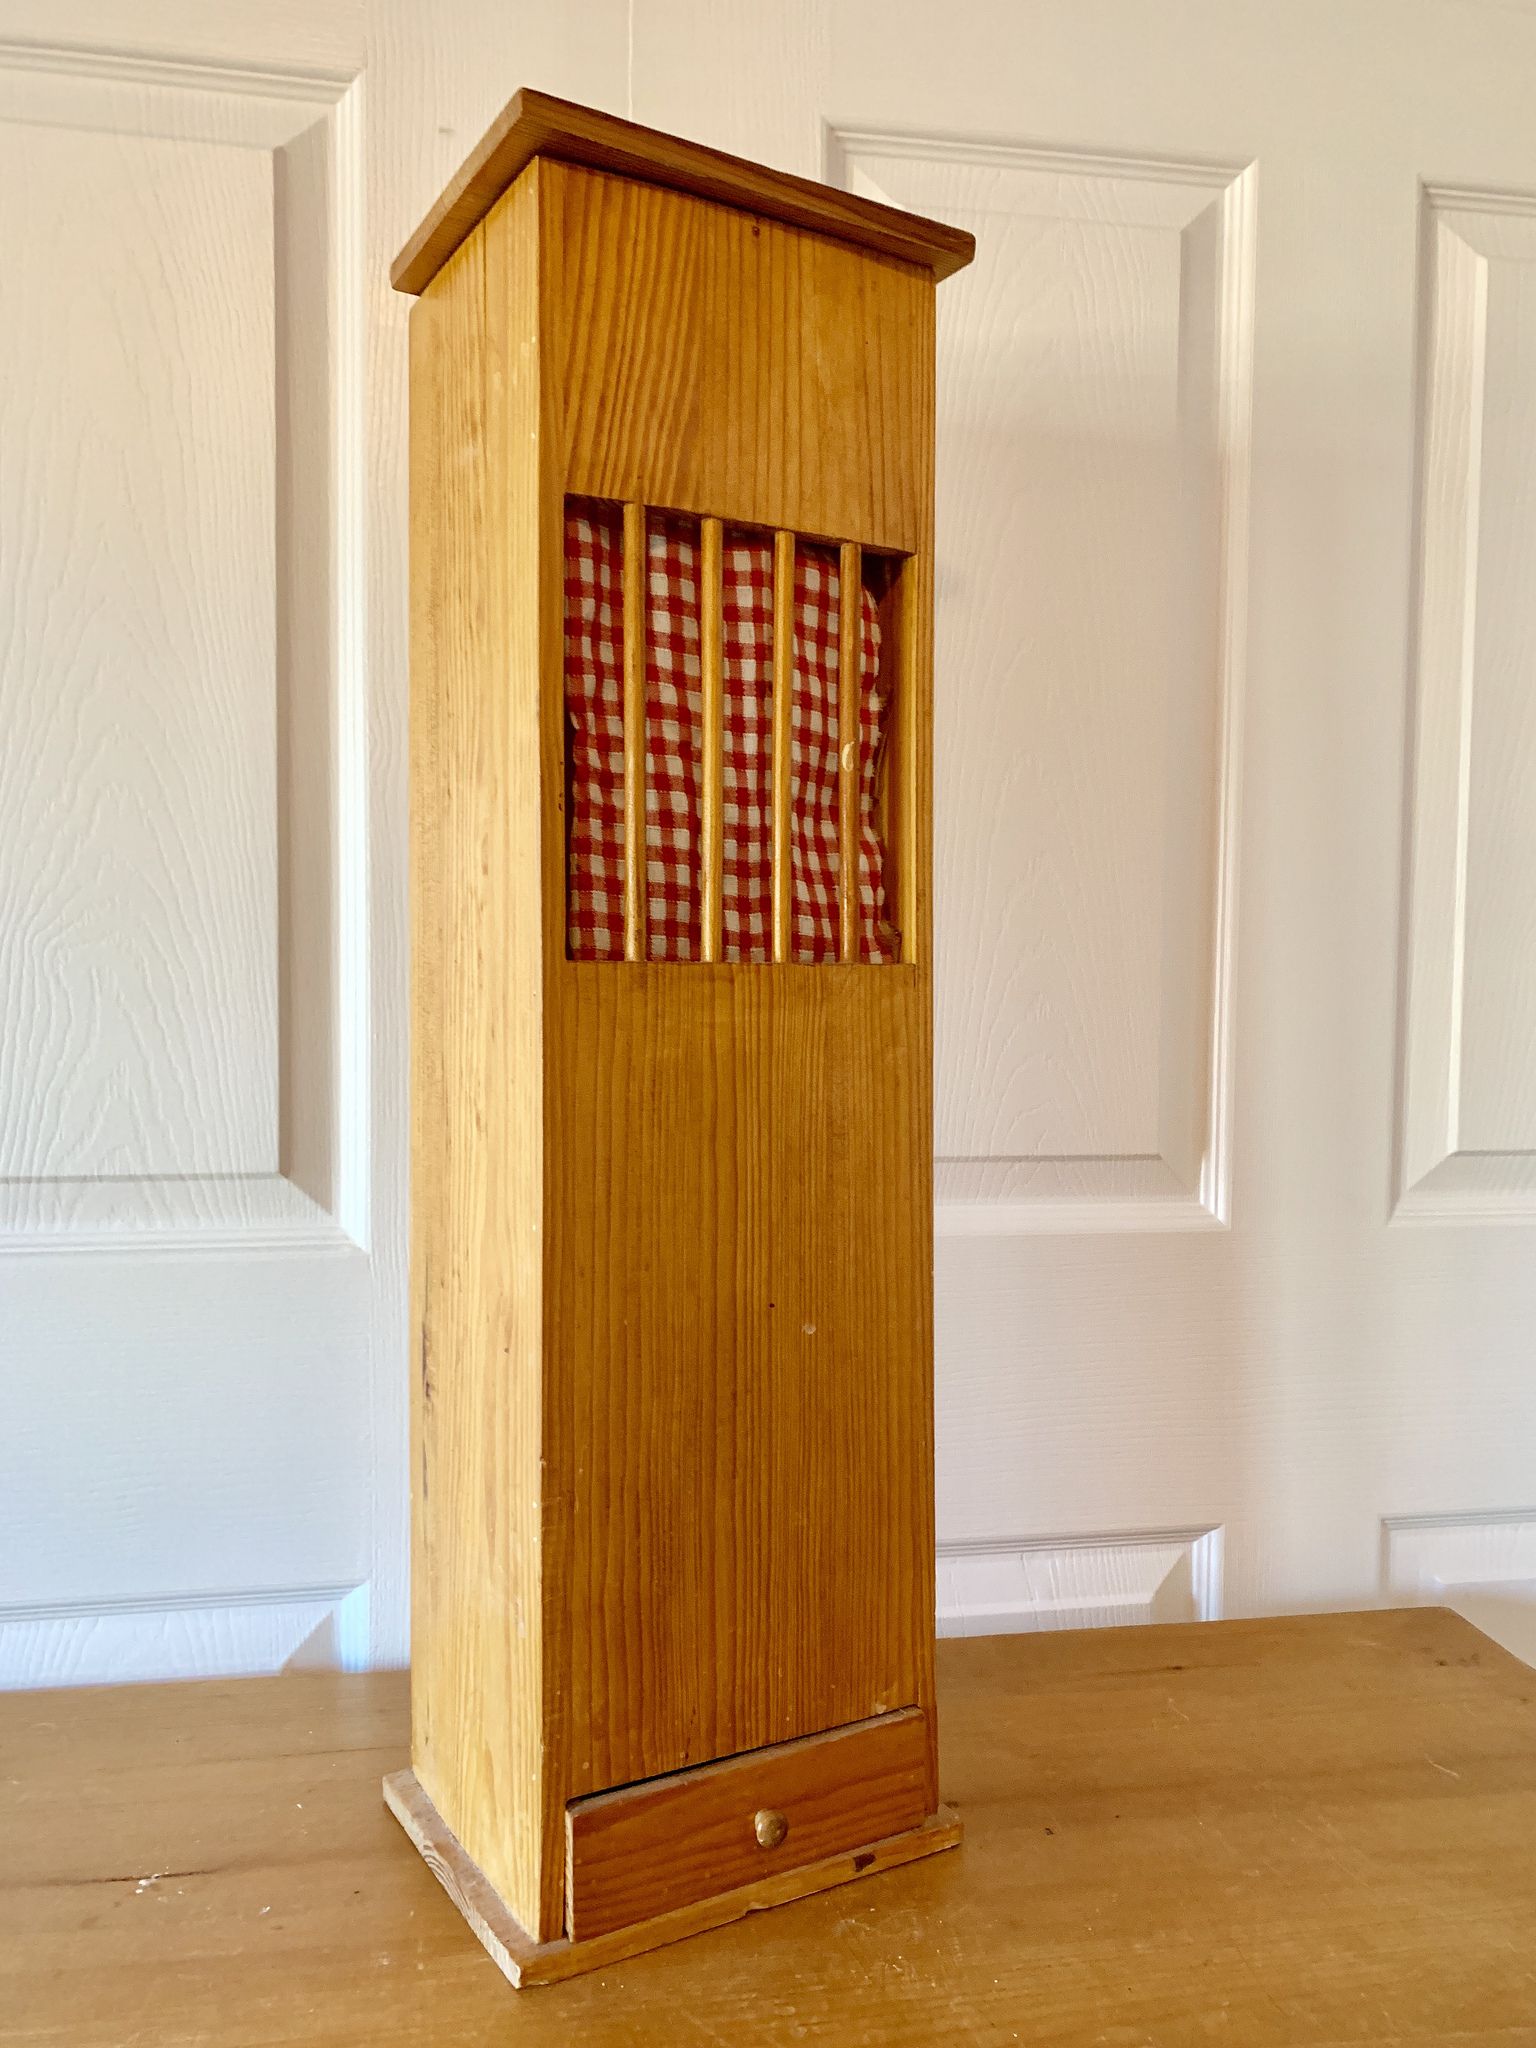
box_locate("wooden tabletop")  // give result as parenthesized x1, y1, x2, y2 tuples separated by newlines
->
(7, 1607, 1536, 2045)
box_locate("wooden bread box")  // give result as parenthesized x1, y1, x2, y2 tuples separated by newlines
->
(387, 86, 975, 1985)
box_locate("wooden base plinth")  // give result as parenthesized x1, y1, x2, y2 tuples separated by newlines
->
(383, 1767, 962, 1988)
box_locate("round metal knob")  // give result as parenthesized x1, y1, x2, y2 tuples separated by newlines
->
(753, 1807, 789, 1849)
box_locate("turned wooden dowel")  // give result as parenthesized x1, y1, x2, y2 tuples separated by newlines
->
(837, 540, 862, 963)
(771, 529, 796, 964)
(698, 517, 724, 962)
(622, 501, 648, 962)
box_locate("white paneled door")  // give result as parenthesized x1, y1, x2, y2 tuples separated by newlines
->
(0, 0, 619, 1684)
(634, 0, 1536, 1663)
(8, 0, 1536, 1685)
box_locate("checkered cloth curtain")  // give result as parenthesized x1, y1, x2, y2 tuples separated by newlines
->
(564, 507, 899, 963)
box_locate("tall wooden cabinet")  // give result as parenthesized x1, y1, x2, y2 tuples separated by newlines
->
(385, 88, 974, 1985)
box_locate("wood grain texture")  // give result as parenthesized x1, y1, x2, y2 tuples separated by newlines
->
(13, 1612, 1536, 2041)
(877, 558, 922, 968)
(544, 967, 937, 1798)
(405, 134, 948, 1944)
(836, 540, 862, 962)
(543, 162, 934, 552)
(391, 87, 974, 295)
(407, 170, 549, 1938)
(698, 515, 724, 961)
(770, 529, 796, 963)
(565, 1707, 933, 1940)
(621, 500, 648, 962)
(533, 159, 941, 1810)
(385, 1766, 958, 1986)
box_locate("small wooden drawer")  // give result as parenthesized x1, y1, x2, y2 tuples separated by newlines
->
(565, 1708, 932, 1940)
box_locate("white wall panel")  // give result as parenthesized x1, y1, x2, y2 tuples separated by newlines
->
(0, 118, 278, 1185)
(15, 0, 1536, 1695)
(938, 1527, 1222, 1636)
(0, 1584, 370, 1689)
(1400, 190, 1536, 1220)
(1384, 1512, 1536, 1668)
(611, 0, 1536, 1664)
(0, 43, 374, 1685)
(0, 1251, 369, 1616)
(0, 49, 366, 1251)
(834, 136, 1251, 1230)
(0, 0, 629, 1690)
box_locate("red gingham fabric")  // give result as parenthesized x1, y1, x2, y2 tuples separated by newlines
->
(564, 506, 898, 964)
(564, 514, 625, 958)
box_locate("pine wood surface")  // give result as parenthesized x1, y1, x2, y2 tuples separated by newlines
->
(543, 161, 935, 553)
(836, 538, 863, 962)
(563, 1707, 934, 1941)
(10, 1610, 1536, 2045)
(770, 527, 797, 963)
(533, 159, 940, 1807)
(544, 962, 937, 1800)
(383, 1766, 959, 1985)
(697, 515, 725, 962)
(620, 500, 648, 963)
(409, 154, 944, 1940)
(407, 174, 552, 1937)
(390, 87, 975, 297)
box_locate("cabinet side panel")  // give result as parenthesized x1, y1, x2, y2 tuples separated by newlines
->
(409, 171, 547, 1935)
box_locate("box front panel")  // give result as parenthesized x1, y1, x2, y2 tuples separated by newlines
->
(547, 963, 934, 1797)
(539, 166, 938, 1803)
(565, 1707, 934, 1939)
(543, 162, 929, 555)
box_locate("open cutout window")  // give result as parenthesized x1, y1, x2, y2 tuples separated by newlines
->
(564, 499, 902, 964)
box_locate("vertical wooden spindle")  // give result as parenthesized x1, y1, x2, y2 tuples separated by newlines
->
(699, 516, 724, 962)
(771, 530, 796, 964)
(622, 502, 648, 962)
(837, 540, 862, 963)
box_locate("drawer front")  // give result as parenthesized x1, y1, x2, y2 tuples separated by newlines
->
(565, 1707, 932, 1940)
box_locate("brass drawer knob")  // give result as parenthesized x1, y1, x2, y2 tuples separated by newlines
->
(753, 1807, 789, 1849)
